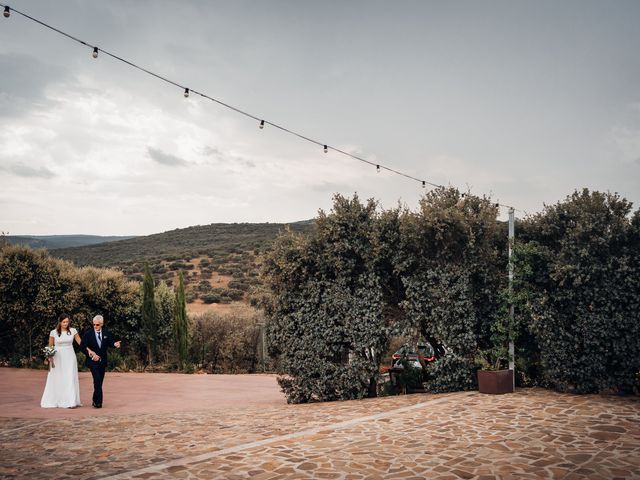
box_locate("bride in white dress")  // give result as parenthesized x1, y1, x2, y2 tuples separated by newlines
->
(40, 313, 83, 408)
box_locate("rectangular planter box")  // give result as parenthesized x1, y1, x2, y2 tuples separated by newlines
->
(477, 369, 514, 394)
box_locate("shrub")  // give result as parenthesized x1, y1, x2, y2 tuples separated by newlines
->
(202, 293, 221, 304)
(518, 190, 640, 393)
(190, 306, 262, 373)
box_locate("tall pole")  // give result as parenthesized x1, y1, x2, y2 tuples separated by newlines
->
(508, 207, 515, 388)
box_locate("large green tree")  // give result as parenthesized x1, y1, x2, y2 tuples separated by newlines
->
(0, 244, 141, 364)
(154, 280, 176, 364)
(518, 189, 640, 393)
(264, 195, 394, 403)
(141, 263, 158, 365)
(0, 245, 77, 363)
(173, 271, 189, 369)
(398, 188, 507, 392)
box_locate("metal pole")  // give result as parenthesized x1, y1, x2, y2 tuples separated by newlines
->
(508, 207, 515, 389)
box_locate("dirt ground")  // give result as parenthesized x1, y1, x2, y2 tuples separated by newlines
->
(0, 367, 285, 419)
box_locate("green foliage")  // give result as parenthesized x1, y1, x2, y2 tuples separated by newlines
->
(423, 353, 477, 393)
(153, 281, 175, 363)
(141, 263, 158, 365)
(201, 292, 221, 304)
(0, 244, 140, 363)
(0, 245, 78, 361)
(265, 195, 394, 403)
(517, 189, 640, 393)
(398, 189, 506, 391)
(190, 306, 261, 373)
(50, 222, 315, 309)
(173, 271, 190, 369)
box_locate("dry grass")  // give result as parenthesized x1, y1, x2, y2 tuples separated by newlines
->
(186, 299, 244, 314)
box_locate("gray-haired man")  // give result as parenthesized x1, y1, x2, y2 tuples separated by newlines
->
(81, 315, 121, 408)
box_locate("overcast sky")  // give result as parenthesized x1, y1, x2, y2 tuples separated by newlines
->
(1, 0, 639, 235)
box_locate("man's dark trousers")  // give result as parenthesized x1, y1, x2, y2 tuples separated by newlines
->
(81, 327, 115, 407)
(90, 364, 106, 406)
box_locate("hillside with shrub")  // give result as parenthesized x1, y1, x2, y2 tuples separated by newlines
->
(0, 241, 266, 373)
(52, 222, 314, 309)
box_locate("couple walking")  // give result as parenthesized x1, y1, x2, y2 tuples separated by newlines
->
(40, 313, 121, 409)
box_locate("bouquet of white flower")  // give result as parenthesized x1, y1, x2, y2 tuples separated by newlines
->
(42, 345, 56, 369)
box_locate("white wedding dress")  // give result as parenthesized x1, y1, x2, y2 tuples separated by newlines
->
(40, 328, 82, 408)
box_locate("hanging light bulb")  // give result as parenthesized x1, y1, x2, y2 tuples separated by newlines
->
(259, 120, 265, 129)
(184, 88, 189, 98)
(323, 145, 328, 153)
(92, 47, 98, 59)
(495, 203, 500, 208)
(376, 165, 380, 173)
(422, 181, 426, 188)
(3, 6, 10, 18)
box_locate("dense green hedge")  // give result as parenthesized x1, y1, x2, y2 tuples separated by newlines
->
(264, 189, 640, 403)
(263, 197, 391, 402)
(516, 190, 640, 393)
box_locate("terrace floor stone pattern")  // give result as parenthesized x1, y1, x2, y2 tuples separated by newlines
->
(1, 379, 638, 479)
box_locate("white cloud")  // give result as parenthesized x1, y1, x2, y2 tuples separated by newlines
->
(1, 0, 640, 233)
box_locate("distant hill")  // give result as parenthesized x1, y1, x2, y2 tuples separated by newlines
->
(50, 222, 315, 310)
(52, 222, 314, 267)
(5, 234, 136, 250)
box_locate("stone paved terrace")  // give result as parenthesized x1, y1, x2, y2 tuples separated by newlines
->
(0, 368, 639, 479)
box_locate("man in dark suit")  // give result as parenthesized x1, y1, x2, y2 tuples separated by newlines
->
(82, 314, 121, 408)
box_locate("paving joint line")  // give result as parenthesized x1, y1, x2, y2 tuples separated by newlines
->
(100, 392, 474, 479)
(0, 418, 57, 436)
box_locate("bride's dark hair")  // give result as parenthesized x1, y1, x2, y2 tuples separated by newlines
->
(56, 313, 72, 337)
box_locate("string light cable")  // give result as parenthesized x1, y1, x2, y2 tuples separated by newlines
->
(0, 3, 519, 212)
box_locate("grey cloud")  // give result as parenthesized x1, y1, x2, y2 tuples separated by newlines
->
(202, 145, 255, 168)
(0, 53, 69, 117)
(0, 162, 56, 179)
(236, 157, 256, 168)
(147, 147, 189, 167)
(202, 145, 223, 158)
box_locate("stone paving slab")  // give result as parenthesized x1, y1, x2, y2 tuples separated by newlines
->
(127, 389, 639, 480)
(1, 373, 638, 479)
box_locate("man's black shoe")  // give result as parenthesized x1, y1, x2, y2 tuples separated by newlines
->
(92, 402, 102, 408)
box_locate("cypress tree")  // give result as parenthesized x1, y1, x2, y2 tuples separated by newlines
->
(141, 262, 158, 365)
(173, 271, 189, 369)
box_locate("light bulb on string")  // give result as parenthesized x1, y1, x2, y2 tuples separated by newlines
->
(422, 181, 426, 188)
(184, 88, 189, 98)
(3, 6, 10, 18)
(92, 47, 98, 59)
(259, 120, 265, 129)
(323, 145, 328, 153)
(376, 165, 380, 173)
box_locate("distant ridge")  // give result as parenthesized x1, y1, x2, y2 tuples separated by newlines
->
(5, 234, 136, 250)
(51, 221, 315, 267)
